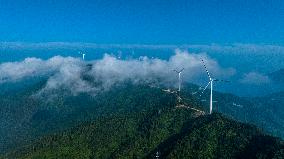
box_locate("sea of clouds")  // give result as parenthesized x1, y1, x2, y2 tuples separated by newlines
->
(0, 49, 236, 96)
(0, 44, 283, 96)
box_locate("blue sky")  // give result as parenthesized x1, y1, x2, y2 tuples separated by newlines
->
(0, 0, 283, 44)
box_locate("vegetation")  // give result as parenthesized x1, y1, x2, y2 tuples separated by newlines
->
(2, 112, 284, 159)
(0, 80, 284, 158)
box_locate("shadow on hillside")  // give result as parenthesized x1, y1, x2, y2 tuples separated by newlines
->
(145, 114, 215, 158)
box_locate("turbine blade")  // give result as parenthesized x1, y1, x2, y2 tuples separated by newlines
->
(214, 79, 230, 82)
(201, 59, 211, 79)
(173, 69, 179, 73)
(200, 81, 211, 95)
(173, 68, 184, 73)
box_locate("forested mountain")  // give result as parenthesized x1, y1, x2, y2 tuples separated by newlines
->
(2, 112, 284, 158)
(0, 79, 284, 158)
(0, 80, 180, 153)
(203, 90, 284, 139)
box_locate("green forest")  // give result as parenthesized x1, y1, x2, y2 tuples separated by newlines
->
(0, 81, 284, 158)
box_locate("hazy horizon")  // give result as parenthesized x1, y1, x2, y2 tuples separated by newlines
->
(1, 42, 283, 97)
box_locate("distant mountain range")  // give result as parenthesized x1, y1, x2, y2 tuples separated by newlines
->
(268, 69, 284, 83)
(0, 79, 284, 158)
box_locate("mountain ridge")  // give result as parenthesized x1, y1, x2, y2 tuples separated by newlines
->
(0, 80, 284, 158)
(268, 69, 284, 84)
(2, 112, 284, 159)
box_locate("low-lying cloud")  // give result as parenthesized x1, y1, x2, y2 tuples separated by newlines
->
(0, 56, 83, 83)
(1, 42, 284, 54)
(240, 72, 271, 85)
(0, 49, 235, 96)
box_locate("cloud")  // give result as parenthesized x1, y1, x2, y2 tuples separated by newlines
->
(39, 61, 96, 96)
(240, 72, 271, 85)
(1, 42, 284, 53)
(0, 42, 177, 50)
(184, 44, 284, 55)
(0, 49, 235, 96)
(88, 49, 235, 90)
(0, 56, 83, 83)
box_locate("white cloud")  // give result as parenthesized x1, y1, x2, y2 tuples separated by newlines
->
(183, 43, 284, 54)
(0, 50, 235, 96)
(0, 42, 177, 50)
(1, 42, 284, 53)
(89, 49, 235, 90)
(240, 72, 271, 85)
(0, 56, 82, 83)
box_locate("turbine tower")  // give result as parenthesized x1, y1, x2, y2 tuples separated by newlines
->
(173, 68, 184, 104)
(173, 68, 184, 92)
(200, 59, 229, 114)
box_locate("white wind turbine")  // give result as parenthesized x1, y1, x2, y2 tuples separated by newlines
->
(155, 151, 160, 159)
(200, 59, 229, 114)
(173, 68, 184, 92)
(173, 68, 184, 104)
(78, 51, 86, 60)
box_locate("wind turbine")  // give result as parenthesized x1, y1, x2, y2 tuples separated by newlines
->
(78, 51, 86, 60)
(173, 68, 184, 92)
(155, 151, 160, 159)
(200, 59, 229, 114)
(173, 68, 184, 104)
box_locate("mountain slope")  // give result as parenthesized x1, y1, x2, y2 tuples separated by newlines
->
(165, 114, 284, 159)
(1, 80, 284, 158)
(0, 80, 181, 153)
(3, 112, 284, 159)
(195, 87, 284, 138)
